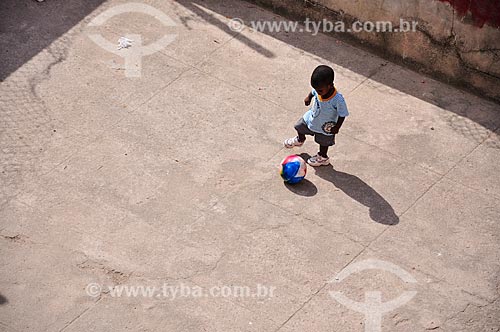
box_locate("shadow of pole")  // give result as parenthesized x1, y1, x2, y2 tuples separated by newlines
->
(175, 0, 275, 58)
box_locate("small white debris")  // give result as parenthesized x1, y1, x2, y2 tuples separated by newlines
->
(118, 37, 133, 50)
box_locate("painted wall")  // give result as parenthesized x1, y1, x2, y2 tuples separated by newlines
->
(250, 0, 500, 102)
(439, 0, 500, 28)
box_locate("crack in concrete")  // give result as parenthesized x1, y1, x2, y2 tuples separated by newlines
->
(418, 19, 500, 81)
(127, 250, 226, 282)
(29, 47, 68, 100)
(441, 296, 500, 328)
(274, 244, 368, 332)
(451, 6, 455, 39)
(462, 48, 500, 53)
(393, 314, 411, 326)
(77, 259, 132, 285)
(258, 196, 366, 246)
(57, 297, 101, 332)
(347, 62, 387, 96)
(0, 233, 34, 245)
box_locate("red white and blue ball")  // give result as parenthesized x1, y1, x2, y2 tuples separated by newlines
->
(280, 155, 307, 184)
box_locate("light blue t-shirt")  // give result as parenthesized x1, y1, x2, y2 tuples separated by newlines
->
(303, 88, 349, 135)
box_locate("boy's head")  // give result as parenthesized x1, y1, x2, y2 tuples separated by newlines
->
(311, 65, 335, 97)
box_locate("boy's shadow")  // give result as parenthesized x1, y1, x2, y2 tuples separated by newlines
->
(299, 153, 399, 225)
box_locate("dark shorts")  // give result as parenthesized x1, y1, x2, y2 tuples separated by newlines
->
(295, 118, 336, 146)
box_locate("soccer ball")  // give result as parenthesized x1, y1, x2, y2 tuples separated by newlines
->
(280, 155, 307, 184)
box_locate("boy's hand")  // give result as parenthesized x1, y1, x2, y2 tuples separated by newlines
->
(332, 117, 345, 134)
(304, 95, 312, 106)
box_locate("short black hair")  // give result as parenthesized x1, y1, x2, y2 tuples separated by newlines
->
(311, 65, 334, 88)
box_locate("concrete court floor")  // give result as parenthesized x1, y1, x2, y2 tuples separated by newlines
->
(0, 0, 499, 331)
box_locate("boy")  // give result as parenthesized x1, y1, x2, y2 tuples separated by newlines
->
(283, 65, 349, 166)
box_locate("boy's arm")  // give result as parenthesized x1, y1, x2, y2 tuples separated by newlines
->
(333, 96, 348, 134)
(332, 116, 345, 134)
(304, 91, 314, 106)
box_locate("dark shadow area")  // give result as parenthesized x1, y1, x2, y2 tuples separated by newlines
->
(297, 153, 312, 162)
(315, 164, 400, 225)
(0, 293, 7, 305)
(0, 0, 106, 80)
(176, 0, 500, 145)
(298, 153, 398, 225)
(284, 178, 317, 196)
